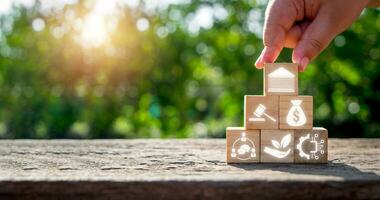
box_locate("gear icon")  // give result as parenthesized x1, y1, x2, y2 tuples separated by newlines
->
(296, 133, 325, 160)
(296, 134, 310, 160)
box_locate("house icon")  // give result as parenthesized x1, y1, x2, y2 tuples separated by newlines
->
(268, 67, 295, 93)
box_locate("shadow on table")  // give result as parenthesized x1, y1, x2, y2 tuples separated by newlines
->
(229, 160, 380, 180)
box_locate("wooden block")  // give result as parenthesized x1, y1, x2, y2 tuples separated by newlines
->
(264, 63, 298, 96)
(261, 130, 294, 163)
(279, 96, 313, 129)
(294, 128, 328, 164)
(226, 127, 260, 163)
(244, 95, 279, 130)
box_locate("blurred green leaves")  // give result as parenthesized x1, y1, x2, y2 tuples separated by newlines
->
(0, 0, 379, 138)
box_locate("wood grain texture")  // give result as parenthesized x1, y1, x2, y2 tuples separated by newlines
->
(294, 128, 328, 164)
(0, 139, 379, 200)
(244, 95, 279, 129)
(264, 63, 298, 96)
(260, 130, 294, 163)
(226, 127, 260, 163)
(279, 95, 313, 129)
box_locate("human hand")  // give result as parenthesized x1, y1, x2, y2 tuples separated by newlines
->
(255, 0, 370, 71)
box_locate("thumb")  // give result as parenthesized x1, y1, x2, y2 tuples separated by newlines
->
(292, 14, 337, 71)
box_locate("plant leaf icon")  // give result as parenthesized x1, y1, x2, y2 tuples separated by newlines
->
(280, 134, 291, 148)
(271, 140, 280, 149)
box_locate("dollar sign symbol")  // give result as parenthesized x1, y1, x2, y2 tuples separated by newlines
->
(293, 109, 300, 123)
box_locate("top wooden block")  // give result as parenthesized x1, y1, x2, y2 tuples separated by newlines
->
(264, 63, 298, 96)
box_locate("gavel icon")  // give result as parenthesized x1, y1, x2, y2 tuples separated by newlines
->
(249, 104, 277, 122)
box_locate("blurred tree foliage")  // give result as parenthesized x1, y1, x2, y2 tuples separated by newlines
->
(0, 0, 379, 138)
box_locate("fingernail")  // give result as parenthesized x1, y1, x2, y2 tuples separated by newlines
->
(293, 53, 301, 64)
(255, 54, 263, 68)
(299, 57, 309, 72)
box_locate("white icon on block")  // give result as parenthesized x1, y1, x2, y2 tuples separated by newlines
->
(296, 133, 325, 160)
(264, 134, 291, 158)
(286, 100, 306, 126)
(249, 104, 276, 122)
(231, 132, 257, 160)
(268, 67, 295, 93)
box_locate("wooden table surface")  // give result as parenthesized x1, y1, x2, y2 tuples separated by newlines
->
(0, 139, 379, 200)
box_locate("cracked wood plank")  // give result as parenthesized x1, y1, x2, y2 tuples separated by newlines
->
(0, 139, 379, 200)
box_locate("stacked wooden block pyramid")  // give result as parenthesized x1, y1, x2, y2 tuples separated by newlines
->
(226, 63, 328, 164)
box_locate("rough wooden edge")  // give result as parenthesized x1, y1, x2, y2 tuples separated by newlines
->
(0, 180, 379, 200)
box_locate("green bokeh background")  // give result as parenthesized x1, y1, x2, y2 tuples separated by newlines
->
(0, 0, 379, 139)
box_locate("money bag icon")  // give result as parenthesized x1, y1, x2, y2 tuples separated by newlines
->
(286, 100, 307, 126)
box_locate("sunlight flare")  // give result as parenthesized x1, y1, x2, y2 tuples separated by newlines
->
(81, 13, 107, 47)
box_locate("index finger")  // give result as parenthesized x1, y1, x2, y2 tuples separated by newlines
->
(255, 0, 301, 68)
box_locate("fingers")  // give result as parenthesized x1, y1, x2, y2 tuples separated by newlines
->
(255, 0, 301, 69)
(292, 0, 368, 71)
(255, 45, 281, 69)
(292, 13, 336, 71)
(284, 21, 310, 48)
(257, 0, 367, 71)
(284, 26, 302, 48)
